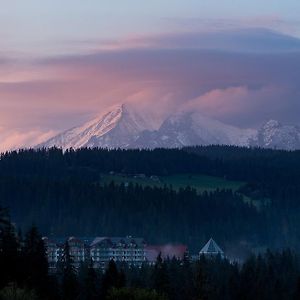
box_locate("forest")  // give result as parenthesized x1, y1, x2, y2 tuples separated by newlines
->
(0, 146, 300, 254)
(1, 146, 300, 299)
(1, 215, 300, 300)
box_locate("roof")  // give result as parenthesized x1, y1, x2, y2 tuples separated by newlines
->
(42, 236, 145, 248)
(199, 238, 224, 255)
(91, 237, 146, 248)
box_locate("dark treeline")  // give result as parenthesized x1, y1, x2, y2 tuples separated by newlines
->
(185, 146, 300, 207)
(1, 146, 300, 204)
(0, 147, 209, 179)
(0, 178, 262, 253)
(1, 147, 300, 251)
(1, 213, 300, 300)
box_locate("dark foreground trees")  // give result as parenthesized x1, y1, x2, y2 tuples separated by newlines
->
(0, 209, 50, 299)
(107, 288, 167, 300)
(2, 207, 300, 299)
(2, 145, 300, 298)
(0, 284, 38, 300)
(1, 220, 300, 300)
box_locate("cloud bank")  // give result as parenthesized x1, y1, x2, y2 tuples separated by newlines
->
(0, 28, 300, 151)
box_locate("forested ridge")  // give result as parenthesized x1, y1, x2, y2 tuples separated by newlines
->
(1, 146, 300, 254)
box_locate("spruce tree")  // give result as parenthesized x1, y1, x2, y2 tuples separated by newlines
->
(0, 206, 9, 227)
(195, 257, 209, 300)
(0, 222, 20, 288)
(78, 259, 99, 300)
(102, 260, 126, 298)
(22, 226, 49, 297)
(60, 241, 79, 300)
(152, 253, 170, 297)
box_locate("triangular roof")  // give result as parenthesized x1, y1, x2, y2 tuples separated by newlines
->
(199, 238, 224, 255)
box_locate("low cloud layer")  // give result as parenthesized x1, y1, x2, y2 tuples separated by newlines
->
(0, 128, 56, 152)
(1, 28, 300, 151)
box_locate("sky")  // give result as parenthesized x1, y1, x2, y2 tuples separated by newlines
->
(0, 0, 300, 151)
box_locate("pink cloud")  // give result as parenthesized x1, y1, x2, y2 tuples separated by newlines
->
(0, 28, 300, 150)
(0, 128, 56, 152)
(181, 85, 287, 127)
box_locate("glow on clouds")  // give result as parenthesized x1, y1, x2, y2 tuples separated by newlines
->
(0, 28, 300, 151)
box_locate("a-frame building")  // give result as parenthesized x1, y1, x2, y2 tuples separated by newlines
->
(199, 238, 224, 258)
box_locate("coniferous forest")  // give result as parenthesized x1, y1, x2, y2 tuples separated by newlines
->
(1, 147, 300, 252)
(1, 146, 300, 299)
(1, 218, 300, 300)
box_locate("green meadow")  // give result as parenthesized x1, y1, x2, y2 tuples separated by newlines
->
(100, 173, 244, 193)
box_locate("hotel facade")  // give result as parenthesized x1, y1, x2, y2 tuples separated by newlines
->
(43, 236, 221, 272)
(43, 236, 147, 271)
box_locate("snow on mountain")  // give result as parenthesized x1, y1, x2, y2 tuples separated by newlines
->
(250, 120, 300, 150)
(38, 103, 156, 150)
(38, 103, 300, 151)
(132, 111, 256, 148)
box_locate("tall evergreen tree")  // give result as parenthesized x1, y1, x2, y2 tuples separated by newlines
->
(102, 260, 126, 298)
(195, 257, 210, 300)
(78, 259, 99, 300)
(22, 226, 49, 297)
(0, 206, 10, 228)
(0, 222, 20, 288)
(60, 241, 79, 300)
(152, 253, 170, 297)
(294, 277, 300, 300)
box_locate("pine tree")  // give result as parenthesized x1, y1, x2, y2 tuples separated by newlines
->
(102, 260, 126, 298)
(0, 206, 10, 228)
(22, 226, 49, 297)
(195, 257, 209, 300)
(60, 241, 79, 300)
(0, 222, 20, 288)
(294, 277, 300, 300)
(152, 253, 170, 297)
(78, 259, 99, 300)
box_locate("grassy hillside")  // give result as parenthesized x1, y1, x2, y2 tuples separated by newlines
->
(100, 173, 244, 193)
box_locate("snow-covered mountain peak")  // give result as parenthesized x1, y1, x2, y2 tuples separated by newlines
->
(262, 119, 281, 130)
(78, 103, 124, 137)
(252, 119, 300, 150)
(38, 102, 155, 150)
(132, 110, 256, 149)
(38, 104, 300, 151)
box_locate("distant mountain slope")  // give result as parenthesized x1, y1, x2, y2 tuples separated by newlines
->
(132, 111, 256, 148)
(38, 104, 155, 150)
(39, 103, 300, 150)
(250, 120, 300, 150)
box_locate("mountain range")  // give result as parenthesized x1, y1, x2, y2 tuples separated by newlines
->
(38, 103, 300, 150)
